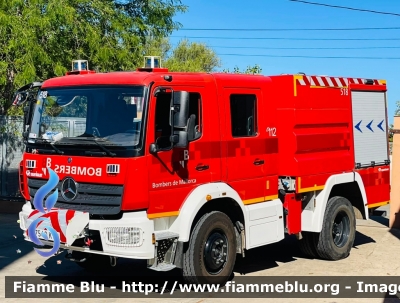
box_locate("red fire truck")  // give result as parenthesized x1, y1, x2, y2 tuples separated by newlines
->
(17, 59, 390, 284)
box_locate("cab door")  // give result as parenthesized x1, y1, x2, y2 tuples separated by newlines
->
(146, 86, 220, 217)
(224, 88, 269, 204)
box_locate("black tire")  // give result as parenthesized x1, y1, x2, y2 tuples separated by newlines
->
(298, 231, 319, 258)
(182, 211, 237, 285)
(315, 196, 356, 260)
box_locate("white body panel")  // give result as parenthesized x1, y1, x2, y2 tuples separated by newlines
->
(301, 172, 368, 232)
(168, 182, 285, 247)
(19, 203, 156, 259)
(168, 182, 243, 242)
(244, 200, 285, 249)
(351, 91, 389, 167)
(19, 172, 366, 260)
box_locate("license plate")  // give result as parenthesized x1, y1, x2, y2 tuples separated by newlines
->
(35, 229, 55, 241)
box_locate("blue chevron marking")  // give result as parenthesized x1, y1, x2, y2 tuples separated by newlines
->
(377, 120, 384, 132)
(366, 120, 374, 132)
(355, 120, 362, 133)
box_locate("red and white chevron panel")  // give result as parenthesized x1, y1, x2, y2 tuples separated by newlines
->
(297, 75, 381, 87)
(25, 209, 76, 243)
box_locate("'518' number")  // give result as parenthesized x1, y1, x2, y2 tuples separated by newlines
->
(340, 88, 348, 96)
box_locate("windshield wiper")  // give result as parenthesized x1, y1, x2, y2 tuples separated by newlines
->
(89, 139, 116, 157)
(60, 137, 117, 157)
(33, 138, 64, 155)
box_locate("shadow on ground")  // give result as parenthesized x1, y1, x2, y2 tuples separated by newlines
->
(0, 213, 35, 270)
(31, 228, 377, 281)
(0, 211, 379, 280)
(370, 212, 390, 227)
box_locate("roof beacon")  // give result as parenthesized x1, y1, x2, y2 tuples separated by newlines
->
(73, 60, 88, 71)
(137, 56, 168, 72)
(144, 56, 161, 68)
(66, 60, 96, 75)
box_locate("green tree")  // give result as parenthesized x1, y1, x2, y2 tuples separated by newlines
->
(395, 101, 400, 116)
(142, 37, 172, 62)
(162, 39, 221, 72)
(223, 64, 263, 74)
(389, 123, 394, 142)
(0, 0, 187, 115)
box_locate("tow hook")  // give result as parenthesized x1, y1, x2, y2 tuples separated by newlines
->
(84, 237, 93, 247)
(110, 256, 117, 267)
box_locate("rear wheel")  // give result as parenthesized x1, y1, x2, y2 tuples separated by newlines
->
(182, 211, 237, 285)
(315, 196, 356, 260)
(298, 231, 319, 258)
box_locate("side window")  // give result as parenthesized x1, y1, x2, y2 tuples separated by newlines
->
(188, 92, 202, 139)
(230, 94, 257, 137)
(154, 91, 202, 149)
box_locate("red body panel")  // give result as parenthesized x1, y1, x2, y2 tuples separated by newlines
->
(272, 75, 355, 178)
(283, 193, 302, 235)
(21, 71, 389, 224)
(146, 81, 223, 216)
(356, 165, 391, 207)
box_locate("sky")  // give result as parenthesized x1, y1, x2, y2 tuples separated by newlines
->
(169, 0, 400, 124)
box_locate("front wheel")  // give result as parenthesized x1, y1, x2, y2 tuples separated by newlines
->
(182, 211, 237, 285)
(315, 196, 356, 260)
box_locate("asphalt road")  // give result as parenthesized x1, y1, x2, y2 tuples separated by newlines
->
(1, 205, 400, 303)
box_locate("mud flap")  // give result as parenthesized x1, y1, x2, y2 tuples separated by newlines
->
(283, 193, 302, 234)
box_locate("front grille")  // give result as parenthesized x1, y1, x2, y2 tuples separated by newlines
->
(104, 227, 143, 247)
(28, 178, 123, 215)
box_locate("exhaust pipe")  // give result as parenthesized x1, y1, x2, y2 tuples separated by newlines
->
(65, 253, 87, 263)
(110, 256, 117, 267)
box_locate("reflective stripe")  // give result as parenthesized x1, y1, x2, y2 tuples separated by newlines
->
(326, 77, 334, 87)
(316, 76, 325, 86)
(297, 76, 380, 87)
(298, 78, 306, 85)
(58, 209, 68, 237)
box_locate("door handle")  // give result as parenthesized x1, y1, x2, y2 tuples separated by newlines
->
(253, 159, 264, 166)
(196, 164, 209, 171)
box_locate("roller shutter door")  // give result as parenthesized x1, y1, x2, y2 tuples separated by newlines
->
(351, 91, 389, 167)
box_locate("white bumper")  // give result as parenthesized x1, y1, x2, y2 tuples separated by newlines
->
(89, 211, 155, 259)
(19, 202, 156, 260)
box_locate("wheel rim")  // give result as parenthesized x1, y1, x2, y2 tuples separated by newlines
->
(203, 229, 228, 275)
(332, 210, 350, 248)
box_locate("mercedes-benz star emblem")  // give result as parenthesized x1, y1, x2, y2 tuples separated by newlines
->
(61, 177, 78, 201)
(67, 157, 72, 163)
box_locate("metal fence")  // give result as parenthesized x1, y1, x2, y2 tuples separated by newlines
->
(0, 115, 24, 199)
(0, 115, 86, 199)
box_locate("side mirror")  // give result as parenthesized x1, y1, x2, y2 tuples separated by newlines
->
(22, 103, 35, 138)
(187, 114, 196, 141)
(170, 91, 189, 128)
(12, 92, 28, 106)
(169, 91, 190, 149)
(170, 131, 188, 148)
(23, 106, 29, 125)
(149, 143, 158, 154)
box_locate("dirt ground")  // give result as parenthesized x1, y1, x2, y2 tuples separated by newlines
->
(1, 205, 400, 303)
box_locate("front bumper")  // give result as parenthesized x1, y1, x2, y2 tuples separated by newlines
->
(19, 201, 155, 259)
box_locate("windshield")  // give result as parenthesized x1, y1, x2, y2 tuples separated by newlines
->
(29, 86, 146, 154)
